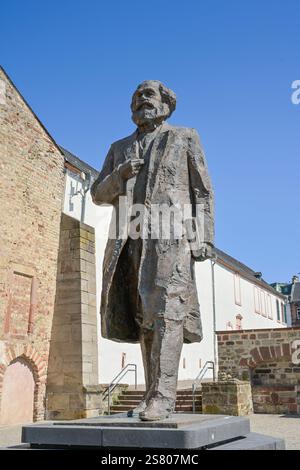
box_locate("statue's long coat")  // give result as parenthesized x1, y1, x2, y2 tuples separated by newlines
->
(91, 123, 214, 344)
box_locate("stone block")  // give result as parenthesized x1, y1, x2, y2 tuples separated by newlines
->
(81, 324, 95, 342)
(202, 380, 253, 416)
(61, 216, 79, 230)
(69, 393, 85, 410)
(46, 393, 69, 411)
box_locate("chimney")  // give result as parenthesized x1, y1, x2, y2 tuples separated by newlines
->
(254, 272, 262, 280)
(292, 275, 299, 284)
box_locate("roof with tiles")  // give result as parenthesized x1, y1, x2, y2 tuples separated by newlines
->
(292, 283, 300, 302)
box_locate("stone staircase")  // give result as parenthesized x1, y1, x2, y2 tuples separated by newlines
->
(109, 389, 202, 414)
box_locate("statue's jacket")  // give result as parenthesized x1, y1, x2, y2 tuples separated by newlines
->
(91, 123, 214, 344)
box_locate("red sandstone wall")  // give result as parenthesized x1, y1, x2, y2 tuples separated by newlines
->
(0, 68, 65, 422)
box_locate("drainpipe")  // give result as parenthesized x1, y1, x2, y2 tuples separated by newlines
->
(211, 253, 218, 378)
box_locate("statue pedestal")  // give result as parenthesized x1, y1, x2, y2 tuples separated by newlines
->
(21, 413, 284, 450)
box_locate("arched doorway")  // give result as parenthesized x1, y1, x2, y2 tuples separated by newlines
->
(0, 357, 35, 425)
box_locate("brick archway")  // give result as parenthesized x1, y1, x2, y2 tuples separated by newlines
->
(239, 342, 293, 368)
(246, 343, 299, 414)
(217, 328, 300, 414)
(0, 344, 47, 421)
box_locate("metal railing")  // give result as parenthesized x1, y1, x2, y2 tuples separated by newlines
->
(102, 363, 138, 415)
(192, 360, 215, 413)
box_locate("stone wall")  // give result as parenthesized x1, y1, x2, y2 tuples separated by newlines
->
(46, 214, 102, 419)
(217, 327, 300, 414)
(0, 67, 65, 422)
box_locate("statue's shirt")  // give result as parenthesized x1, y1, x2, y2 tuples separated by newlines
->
(133, 125, 162, 206)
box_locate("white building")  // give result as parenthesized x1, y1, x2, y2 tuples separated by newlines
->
(61, 147, 288, 386)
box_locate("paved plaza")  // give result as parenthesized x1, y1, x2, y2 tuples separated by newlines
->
(0, 414, 299, 450)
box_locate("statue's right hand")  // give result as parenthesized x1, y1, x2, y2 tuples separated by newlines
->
(118, 159, 144, 180)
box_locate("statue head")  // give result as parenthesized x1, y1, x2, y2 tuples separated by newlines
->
(131, 80, 176, 130)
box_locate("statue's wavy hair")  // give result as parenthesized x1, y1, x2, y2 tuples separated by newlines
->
(131, 80, 177, 118)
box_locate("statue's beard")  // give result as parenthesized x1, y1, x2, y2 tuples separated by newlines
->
(131, 102, 169, 129)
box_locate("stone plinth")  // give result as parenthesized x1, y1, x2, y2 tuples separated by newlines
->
(21, 413, 285, 450)
(22, 414, 250, 449)
(202, 380, 253, 416)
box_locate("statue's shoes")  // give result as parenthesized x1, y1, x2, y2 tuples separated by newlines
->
(127, 400, 147, 417)
(139, 397, 173, 421)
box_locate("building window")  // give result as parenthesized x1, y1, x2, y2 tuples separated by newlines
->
(235, 314, 243, 330)
(254, 288, 273, 319)
(234, 273, 242, 305)
(276, 300, 281, 322)
(69, 181, 76, 211)
(283, 304, 287, 323)
(260, 291, 266, 316)
(254, 287, 261, 313)
(121, 353, 126, 369)
(266, 294, 273, 319)
(297, 307, 300, 320)
(281, 303, 286, 323)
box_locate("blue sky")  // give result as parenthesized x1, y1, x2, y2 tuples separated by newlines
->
(1, 0, 299, 283)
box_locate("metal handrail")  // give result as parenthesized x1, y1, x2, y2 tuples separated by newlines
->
(192, 360, 215, 413)
(103, 363, 137, 415)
